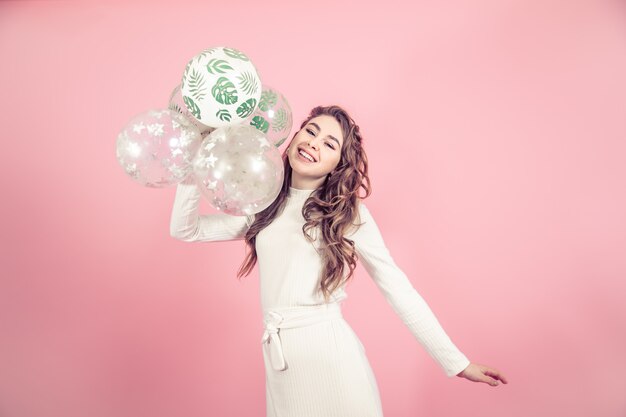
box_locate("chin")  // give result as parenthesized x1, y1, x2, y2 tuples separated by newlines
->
(291, 165, 323, 179)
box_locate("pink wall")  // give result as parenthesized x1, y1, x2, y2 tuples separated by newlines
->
(1, 0, 625, 416)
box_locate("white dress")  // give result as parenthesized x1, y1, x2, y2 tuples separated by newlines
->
(170, 175, 471, 417)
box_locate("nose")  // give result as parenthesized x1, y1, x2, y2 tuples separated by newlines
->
(307, 138, 320, 151)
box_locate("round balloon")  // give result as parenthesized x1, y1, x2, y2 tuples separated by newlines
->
(192, 124, 283, 215)
(116, 109, 202, 188)
(244, 85, 293, 147)
(168, 84, 214, 135)
(181, 46, 262, 128)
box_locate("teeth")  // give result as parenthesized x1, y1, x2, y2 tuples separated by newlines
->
(299, 149, 315, 162)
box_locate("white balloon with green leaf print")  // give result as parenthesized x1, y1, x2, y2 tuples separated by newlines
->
(244, 85, 293, 147)
(181, 46, 262, 128)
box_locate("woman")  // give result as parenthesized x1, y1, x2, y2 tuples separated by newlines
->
(170, 105, 508, 417)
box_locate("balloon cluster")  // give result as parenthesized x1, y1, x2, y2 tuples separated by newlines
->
(116, 46, 293, 215)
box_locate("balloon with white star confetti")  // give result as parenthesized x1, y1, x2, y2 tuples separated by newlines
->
(244, 84, 293, 147)
(168, 84, 215, 135)
(181, 46, 262, 128)
(116, 109, 202, 188)
(192, 124, 283, 215)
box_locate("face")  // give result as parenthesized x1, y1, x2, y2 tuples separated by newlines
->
(287, 115, 344, 188)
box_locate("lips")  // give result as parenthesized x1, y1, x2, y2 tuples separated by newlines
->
(297, 147, 317, 162)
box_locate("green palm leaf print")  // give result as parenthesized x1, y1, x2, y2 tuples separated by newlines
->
(272, 108, 288, 132)
(237, 71, 259, 96)
(211, 77, 238, 105)
(223, 47, 249, 61)
(188, 68, 208, 101)
(196, 47, 218, 61)
(168, 102, 182, 113)
(274, 136, 287, 147)
(206, 59, 234, 75)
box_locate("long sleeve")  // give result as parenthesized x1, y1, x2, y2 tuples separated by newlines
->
(350, 202, 471, 377)
(170, 174, 254, 242)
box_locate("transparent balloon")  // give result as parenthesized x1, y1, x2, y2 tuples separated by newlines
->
(192, 124, 284, 215)
(244, 85, 293, 147)
(116, 109, 202, 188)
(168, 84, 215, 135)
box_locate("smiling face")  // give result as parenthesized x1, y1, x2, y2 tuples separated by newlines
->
(287, 115, 344, 190)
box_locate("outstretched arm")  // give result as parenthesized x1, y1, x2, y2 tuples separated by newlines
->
(170, 175, 254, 242)
(350, 202, 471, 378)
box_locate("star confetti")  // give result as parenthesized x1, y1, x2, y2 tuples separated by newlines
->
(205, 153, 218, 168)
(132, 123, 146, 134)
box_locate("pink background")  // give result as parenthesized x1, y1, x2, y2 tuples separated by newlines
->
(1, 0, 625, 416)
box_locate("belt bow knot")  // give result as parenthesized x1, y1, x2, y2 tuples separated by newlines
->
(261, 311, 287, 371)
(260, 303, 343, 372)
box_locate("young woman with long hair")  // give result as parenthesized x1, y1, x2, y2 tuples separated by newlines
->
(170, 105, 507, 416)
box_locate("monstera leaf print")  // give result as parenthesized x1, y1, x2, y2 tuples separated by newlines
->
(236, 98, 257, 119)
(258, 90, 278, 111)
(211, 77, 238, 105)
(216, 109, 232, 122)
(251, 116, 269, 133)
(183, 96, 201, 120)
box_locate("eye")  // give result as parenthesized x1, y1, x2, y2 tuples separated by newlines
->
(306, 128, 315, 135)
(325, 143, 335, 149)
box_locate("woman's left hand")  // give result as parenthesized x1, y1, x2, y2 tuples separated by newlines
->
(456, 363, 508, 386)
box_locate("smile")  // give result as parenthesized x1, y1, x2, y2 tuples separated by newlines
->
(297, 149, 316, 163)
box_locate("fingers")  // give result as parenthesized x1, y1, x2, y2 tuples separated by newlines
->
(483, 367, 508, 385)
(485, 368, 508, 384)
(481, 373, 500, 386)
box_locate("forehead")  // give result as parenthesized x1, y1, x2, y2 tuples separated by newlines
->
(306, 115, 344, 144)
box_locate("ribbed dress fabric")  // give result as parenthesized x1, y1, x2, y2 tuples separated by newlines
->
(170, 175, 471, 417)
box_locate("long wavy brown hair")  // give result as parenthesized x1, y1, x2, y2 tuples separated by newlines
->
(236, 105, 372, 302)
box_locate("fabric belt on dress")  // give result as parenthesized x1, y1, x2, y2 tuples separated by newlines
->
(261, 302, 343, 371)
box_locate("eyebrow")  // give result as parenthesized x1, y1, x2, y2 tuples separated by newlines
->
(309, 122, 341, 148)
